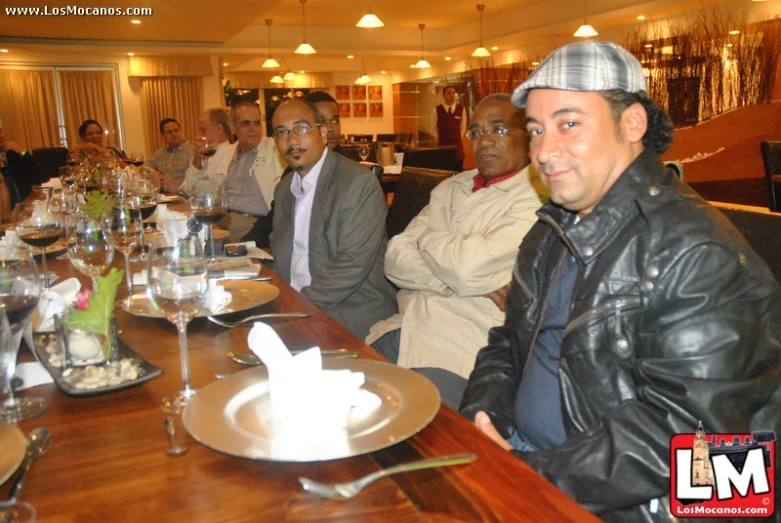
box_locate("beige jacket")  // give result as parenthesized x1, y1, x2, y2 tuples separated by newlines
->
(366, 166, 546, 378)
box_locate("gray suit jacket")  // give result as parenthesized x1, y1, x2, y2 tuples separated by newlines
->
(271, 150, 397, 339)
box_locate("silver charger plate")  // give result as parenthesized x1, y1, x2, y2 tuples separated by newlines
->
(182, 359, 441, 462)
(121, 280, 279, 318)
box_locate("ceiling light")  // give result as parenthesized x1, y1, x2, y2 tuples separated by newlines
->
(130, 19, 141, 25)
(222, 62, 228, 66)
(0, 49, 8, 53)
(726, 43, 734, 47)
(356, 3, 384, 28)
(347, 55, 354, 59)
(381, 70, 387, 74)
(262, 19, 281, 68)
(415, 23, 431, 69)
(283, 71, 296, 81)
(294, 0, 316, 54)
(445, 56, 452, 61)
(299, 70, 305, 73)
(573, 0, 598, 37)
(270, 75, 284, 84)
(531, 61, 539, 66)
(728, 30, 740, 35)
(637, 15, 646, 21)
(644, 43, 653, 48)
(127, 52, 135, 57)
(472, 5, 491, 58)
(354, 59, 372, 85)
(491, 46, 499, 51)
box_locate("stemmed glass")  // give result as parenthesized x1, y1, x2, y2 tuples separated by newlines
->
(108, 199, 143, 300)
(132, 169, 161, 241)
(67, 214, 115, 293)
(196, 137, 217, 169)
(147, 234, 208, 413)
(0, 245, 46, 422)
(13, 200, 65, 289)
(126, 152, 145, 167)
(359, 142, 370, 162)
(0, 500, 36, 522)
(189, 182, 227, 264)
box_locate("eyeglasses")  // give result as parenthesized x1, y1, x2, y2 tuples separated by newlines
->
(238, 119, 262, 129)
(273, 123, 319, 139)
(465, 125, 520, 141)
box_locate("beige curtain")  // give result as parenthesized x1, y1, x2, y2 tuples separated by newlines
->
(0, 69, 60, 149)
(139, 77, 202, 156)
(128, 56, 212, 78)
(58, 70, 120, 150)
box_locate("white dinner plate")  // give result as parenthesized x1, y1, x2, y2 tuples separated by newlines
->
(0, 421, 26, 485)
(182, 359, 441, 462)
(121, 280, 279, 318)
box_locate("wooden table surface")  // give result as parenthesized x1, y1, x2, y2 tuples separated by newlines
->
(6, 254, 598, 523)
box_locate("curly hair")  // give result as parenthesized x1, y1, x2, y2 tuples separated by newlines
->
(598, 90, 674, 155)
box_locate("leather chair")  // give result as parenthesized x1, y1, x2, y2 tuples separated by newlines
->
(376, 133, 396, 142)
(403, 146, 458, 172)
(760, 141, 781, 212)
(386, 167, 453, 238)
(32, 147, 69, 182)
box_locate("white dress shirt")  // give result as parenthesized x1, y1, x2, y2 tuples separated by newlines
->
(289, 147, 328, 291)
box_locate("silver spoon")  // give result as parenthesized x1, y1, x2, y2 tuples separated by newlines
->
(227, 349, 359, 366)
(164, 417, 189, 457)
(6, 427, 52, 503)
(299, 453, 478, 501)
(207, 312, 309, 328)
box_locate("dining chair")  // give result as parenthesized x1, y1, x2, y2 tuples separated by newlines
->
(760, 140, 781, 212)
(386, 167, 454, 238)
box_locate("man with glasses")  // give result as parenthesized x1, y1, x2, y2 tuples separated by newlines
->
(367, 94, 546, 408)
(304, 91, 348, 157)
(270, 98, 396, 339)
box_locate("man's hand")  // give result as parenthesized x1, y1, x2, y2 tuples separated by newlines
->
(475, 411, 513, 451)
(484, 283, 511, 312)
(0, 139, 24, 155)
(159, 173, 179, 193)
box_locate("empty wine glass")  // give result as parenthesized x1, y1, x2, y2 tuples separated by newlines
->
(0, 245, 46, 423)
(147, 234, 208, 413)
(359, 143, 370, 162)
(13, 200, 65, 290)
(108, 200, 142, 300)
(189, 182, 227, 264)
(67, 215, 115, 293)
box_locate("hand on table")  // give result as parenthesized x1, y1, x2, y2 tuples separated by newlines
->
(484, 283, 511, 312)
(474, 411, 513, 451)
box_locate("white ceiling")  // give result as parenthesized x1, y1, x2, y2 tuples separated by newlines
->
(1, 0, 778, 76)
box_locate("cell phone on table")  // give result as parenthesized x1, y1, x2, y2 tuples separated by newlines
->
(224, 245, 248, 257)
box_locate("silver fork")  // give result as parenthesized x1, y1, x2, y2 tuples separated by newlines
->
(207, 312, 309, 328)
(299, 453, 477, 500)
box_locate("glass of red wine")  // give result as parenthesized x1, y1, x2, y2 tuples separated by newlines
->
(195, 137, 217, 171)
(0, 245, 46, 422)
(13, 199, 65, 290)
(189, 181, 227, 264)
(125, 152, 145, 167)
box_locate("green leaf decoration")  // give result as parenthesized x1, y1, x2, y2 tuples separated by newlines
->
(65, 268, 124, 358)
(79, 190, 115, 220)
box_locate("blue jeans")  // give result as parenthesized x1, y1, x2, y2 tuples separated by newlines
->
(508, 431, 536, 452)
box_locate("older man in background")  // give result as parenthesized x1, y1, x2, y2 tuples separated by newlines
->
(368, 94, 546, 408)
(181, 107, 233, 195)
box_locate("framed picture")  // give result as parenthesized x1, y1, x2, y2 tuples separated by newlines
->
(353, 103, 367, 118)
(352, 85, 367, 100)
(369, 102, 383, 117)
(335, 85, 350, 100)
(338, 103, 351, 118)
(368, 85, 383, 100)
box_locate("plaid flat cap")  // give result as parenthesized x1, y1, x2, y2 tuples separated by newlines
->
(511, 40, 647, 107)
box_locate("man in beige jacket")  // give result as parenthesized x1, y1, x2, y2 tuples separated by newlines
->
(367, 94, 546, 407)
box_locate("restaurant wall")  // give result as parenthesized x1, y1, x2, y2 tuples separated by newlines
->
(329, 72, 393, 140)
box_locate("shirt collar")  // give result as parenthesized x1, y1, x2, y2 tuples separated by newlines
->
(291, 147, 328, 198)
(472, 168, 522, 192)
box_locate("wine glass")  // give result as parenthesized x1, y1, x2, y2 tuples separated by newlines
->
(108, 200, 142, 300)
(0, 245, 46, 422)
(67, 214, 115, 293)
(195, 137, 217, 170)
(126, 152, 145, 167)
(0, 500, 36, 522)
(189, 182, 227, 264)
(13, 200, 65, 290)
(147, 234, 208, 413)
(359, 142, 370, 162)
(132, 168, 161, 237)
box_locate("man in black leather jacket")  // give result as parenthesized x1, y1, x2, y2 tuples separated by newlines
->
(460, 40, 781, 523)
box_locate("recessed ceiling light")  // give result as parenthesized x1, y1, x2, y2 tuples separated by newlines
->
(637, 15, 646, 21)
(410, 64, 417, 68)
(0, 49, 9, 53)
(728, 29, 740, 35)
(222, 62, 228, 66)
(299, 70, 305, 74)
(380, 70, 387, 74)
(444, 56, 452, 61)
(347, 55, 354, 59)
(127, 52, 135, 56)
(491, 46, 499, 51)
(726, 43, 734, 47)
(645, 43, 653, 48)
(531, 61, 539, 66)
(130, 19, 141, 24)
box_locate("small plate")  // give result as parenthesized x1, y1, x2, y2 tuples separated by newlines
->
(183, 359, 441, 462)
(32, 334, 162, 397)
(0, 421, 26, 485)
(121, 280, 279, 319)
(157, 195, 183, 204)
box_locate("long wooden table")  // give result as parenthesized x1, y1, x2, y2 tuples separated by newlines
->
(7, 254, 598, 522)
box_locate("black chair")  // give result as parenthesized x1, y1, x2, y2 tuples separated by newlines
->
(348, 134, 373, 144)
(376, 133, 396, 142)
(32, 147, 69, 182)
(386, 167, 454, 238)
(403, 146, 458, 172)
(760, 141, 781, 212)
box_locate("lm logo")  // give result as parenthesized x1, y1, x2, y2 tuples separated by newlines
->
(670, 422, 776, 518)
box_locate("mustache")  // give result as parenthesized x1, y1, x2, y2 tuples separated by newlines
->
(285, 146, 306, 156)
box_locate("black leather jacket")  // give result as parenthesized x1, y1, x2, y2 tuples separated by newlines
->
(460, 151, 781, 522)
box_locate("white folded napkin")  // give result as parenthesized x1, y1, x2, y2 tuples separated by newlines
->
(42, 177, 62, 190)
(13, 361, 55, 390)
(0, 230, 19, 257)
(203, 280, 232, 313)
(248, 323, 365, 438)
(224, 241, 274, 261)
(34, 277, 81, 332)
